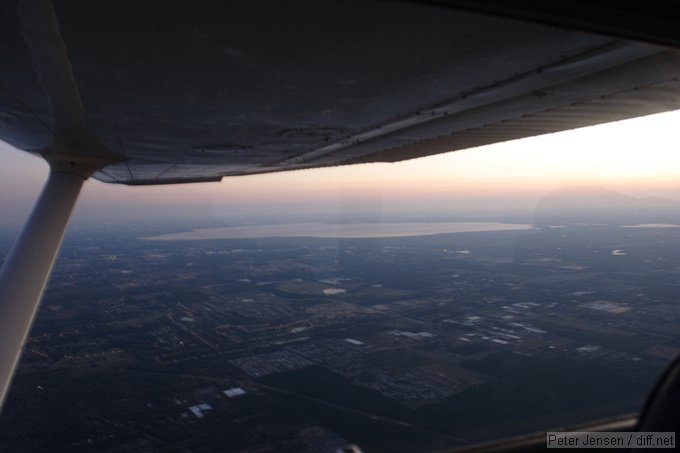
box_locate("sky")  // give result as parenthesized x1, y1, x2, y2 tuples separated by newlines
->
(2, 110, 680, 228)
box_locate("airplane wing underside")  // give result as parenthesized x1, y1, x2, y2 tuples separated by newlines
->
(1, 0, 680, 185)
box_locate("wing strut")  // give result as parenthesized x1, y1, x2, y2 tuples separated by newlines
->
(0, 167, 91, 407)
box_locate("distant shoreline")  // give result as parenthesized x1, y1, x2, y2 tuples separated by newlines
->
(142, 222, 533, 241)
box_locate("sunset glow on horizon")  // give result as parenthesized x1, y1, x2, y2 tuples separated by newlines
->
(2, 110, 680, 227)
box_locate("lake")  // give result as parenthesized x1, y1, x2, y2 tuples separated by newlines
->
(143, 221, 533, 240)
